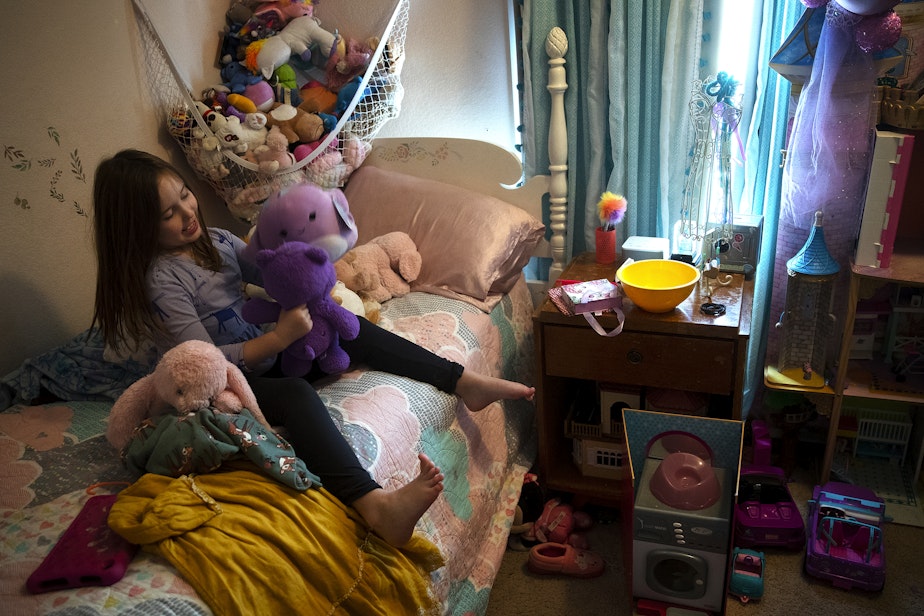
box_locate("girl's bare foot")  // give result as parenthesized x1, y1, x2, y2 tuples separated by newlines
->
(352, 453, 444, 546)
(455, 370, 535, 412)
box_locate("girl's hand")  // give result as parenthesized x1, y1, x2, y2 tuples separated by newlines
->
(241, 304, 313, 370)
(274, 304, 313, 346)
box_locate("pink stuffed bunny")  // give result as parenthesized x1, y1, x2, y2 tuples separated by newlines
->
(106, 340, 270, 451)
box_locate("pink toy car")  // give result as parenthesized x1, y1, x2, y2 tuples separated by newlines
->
(734, 465, 805, 550)
(805, 481, 885, 592)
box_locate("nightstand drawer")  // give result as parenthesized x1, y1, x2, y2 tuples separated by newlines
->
(542, 325, 734, 394)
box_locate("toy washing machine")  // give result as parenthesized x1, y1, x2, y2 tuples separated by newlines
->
(632, 434, 734, 613)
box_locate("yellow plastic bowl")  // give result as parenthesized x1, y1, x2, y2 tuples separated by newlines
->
(616, 259, 701, 313)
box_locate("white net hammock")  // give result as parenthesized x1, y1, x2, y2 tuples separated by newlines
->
(132, 0, 409, 222)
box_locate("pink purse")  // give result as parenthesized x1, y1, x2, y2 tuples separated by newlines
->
(27, 494, 138, 594)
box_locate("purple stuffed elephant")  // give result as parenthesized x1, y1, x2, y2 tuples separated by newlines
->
(243, 181, 357, 263)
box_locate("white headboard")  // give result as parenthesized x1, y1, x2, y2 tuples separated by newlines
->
(364, 28, 571, 292)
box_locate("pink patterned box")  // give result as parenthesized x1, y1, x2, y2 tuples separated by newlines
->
(560, 278, 621, 314)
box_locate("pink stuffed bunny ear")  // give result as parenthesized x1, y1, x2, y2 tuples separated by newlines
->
(106, 374, 156, 451)
(224, 362, 272, 429)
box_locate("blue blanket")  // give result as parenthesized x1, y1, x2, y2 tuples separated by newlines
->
(0, 328, 152, 411)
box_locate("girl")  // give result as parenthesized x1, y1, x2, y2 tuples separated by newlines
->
(90, 149, 534, 546)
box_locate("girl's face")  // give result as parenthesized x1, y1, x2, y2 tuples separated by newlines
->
(157, 172, 202, 253)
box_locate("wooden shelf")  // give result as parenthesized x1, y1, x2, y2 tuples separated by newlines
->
(843, 360, 924, 405)
(765, 359, 924, 404)
(818, 247, 924, 484)
(542, 438, 630, 503)
(851, 238, 924, 285)
(815, 128, 924, 486)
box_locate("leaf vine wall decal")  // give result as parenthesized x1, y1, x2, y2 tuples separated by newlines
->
(3, 127, 87, 217)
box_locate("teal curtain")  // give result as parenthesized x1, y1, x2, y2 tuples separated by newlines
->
(521, 0, 805, 418)
(737, 1, 803, 414)
(521, 0, 681, 256)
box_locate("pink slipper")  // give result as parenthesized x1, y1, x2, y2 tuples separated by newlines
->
(527, 542, 605, 579)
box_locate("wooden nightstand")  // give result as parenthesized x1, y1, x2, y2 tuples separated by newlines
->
(533, 253, 753, 501)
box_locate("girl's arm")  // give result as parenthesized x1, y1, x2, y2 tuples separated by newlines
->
(148, 231, 311, 373)
(150, 272, 312, 373)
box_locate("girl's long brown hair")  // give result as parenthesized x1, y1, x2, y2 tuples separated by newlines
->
(89, 150, 220, 351)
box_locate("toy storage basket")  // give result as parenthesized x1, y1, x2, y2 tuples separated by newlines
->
(132, 0, 409, 222)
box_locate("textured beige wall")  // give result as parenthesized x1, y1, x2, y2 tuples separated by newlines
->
(0, 0, 232, 376)
(0, 0, 516, 376)
(376, 0, 519, 147)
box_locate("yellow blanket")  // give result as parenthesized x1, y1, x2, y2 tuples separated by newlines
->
(108, 462, 443, 616)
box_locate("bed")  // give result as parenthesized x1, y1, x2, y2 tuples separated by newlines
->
(0, 21, 573, 613)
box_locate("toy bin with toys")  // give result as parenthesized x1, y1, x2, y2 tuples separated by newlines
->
(133, 0, 409, 223)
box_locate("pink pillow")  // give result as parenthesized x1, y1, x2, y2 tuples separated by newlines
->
(344, 166, 545, 303)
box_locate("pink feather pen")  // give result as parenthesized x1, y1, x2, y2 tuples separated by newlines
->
(597, 191, 627, 231)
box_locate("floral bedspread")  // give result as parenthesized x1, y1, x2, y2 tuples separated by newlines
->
(0, 279, 537, 616)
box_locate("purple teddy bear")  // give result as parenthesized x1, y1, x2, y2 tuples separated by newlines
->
(243, 242, 360, 376)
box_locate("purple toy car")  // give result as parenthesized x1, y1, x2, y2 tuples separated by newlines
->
(805, 481, 886, 592)
(734, 465, 805, 550)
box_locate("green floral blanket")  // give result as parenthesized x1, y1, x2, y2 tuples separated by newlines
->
(123, 408, 320, 491)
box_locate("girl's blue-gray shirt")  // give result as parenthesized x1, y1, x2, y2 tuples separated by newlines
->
(146, 228, 275, 374)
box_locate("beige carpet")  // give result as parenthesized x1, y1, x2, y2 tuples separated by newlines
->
(485, 470, 924, 616)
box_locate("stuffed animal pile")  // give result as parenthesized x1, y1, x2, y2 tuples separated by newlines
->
(505, 475, 596, 552)
(174, 1, 380, 206)
(238, 180, 426, 367)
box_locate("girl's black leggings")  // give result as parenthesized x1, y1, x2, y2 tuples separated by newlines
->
(246, 317, 463, 504)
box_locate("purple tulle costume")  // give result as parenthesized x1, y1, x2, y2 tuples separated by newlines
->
(780, 1, 879, 232)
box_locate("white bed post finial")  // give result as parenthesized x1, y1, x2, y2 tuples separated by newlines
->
(546, 27, 569, 283)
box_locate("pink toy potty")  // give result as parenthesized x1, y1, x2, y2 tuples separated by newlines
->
(649, 451, 720, 510)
